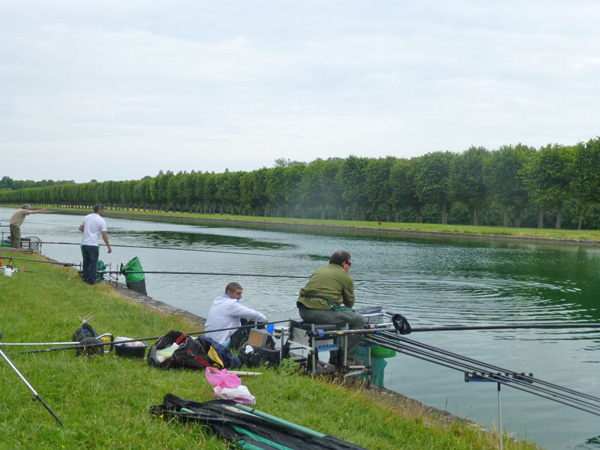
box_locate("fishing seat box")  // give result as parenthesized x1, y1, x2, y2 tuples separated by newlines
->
(289, 321, 337, 349)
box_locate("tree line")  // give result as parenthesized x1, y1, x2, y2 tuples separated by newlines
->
(2, 137, 600, 230)
(0, 176, 74, 191)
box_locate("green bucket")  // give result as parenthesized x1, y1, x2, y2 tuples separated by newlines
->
(122, 257, 145, 283)
(370, 345, 396, 359)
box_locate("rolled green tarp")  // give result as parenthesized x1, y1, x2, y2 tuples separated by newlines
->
(122, 257, 147, 295)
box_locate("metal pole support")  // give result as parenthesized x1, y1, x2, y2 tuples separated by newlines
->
(0, 331, 63, 426)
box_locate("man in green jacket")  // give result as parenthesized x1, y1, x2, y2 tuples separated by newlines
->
(297, 250, 365, 364)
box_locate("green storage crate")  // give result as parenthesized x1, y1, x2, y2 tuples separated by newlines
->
(370, 345, 396, 359)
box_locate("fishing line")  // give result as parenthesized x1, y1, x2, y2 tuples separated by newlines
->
(41, 241, 296, 259)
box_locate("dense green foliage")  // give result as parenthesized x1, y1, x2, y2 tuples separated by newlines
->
(0, 176, 74, 191)
(3, 137, 600, 229)
(0, 252, 537, 449)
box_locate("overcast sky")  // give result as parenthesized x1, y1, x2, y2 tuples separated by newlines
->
(1, 1, 599, 183)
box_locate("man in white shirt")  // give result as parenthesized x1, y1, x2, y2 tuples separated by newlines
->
(205, 282, 267, 348)
(78, 204, 112, 285)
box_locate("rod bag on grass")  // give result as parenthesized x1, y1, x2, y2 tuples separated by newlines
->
(150, 393, 366, 450)
(147, 330, 242, 370)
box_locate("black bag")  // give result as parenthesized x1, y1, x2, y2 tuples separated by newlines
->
(72, 322, 99, 342)
(238, 344, 281, 368)
(148, 331, 242, 370)
(173, 336, 215, 369)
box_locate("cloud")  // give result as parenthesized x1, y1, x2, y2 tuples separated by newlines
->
(1, 1, 600, 182)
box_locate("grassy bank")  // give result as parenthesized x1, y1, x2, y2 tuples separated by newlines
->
(23, 205, 600, 244)
(0, 251, 538, 449)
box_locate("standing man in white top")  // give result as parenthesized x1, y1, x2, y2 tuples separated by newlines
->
(205, 282, 267, 348)
(79, 204, 112, 285)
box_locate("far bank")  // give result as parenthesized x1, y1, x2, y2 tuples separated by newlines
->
(16, 205, 600, 247)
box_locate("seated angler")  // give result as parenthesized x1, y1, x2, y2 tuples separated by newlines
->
(205, 282, 268, 349)
(297, 250, 365, 365)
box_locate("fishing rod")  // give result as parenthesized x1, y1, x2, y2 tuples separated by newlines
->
(0, 256, 78, 267)
(112, 270, 310, 279)
(364, 331, 600, 417)
(41, 241, 295, 259)
(106, 269, 420, 286)
(0, 330, 63, 425)
(409, 323, 600, 332)
(327, 322, 600, 335)
(14, 319, 292, 354)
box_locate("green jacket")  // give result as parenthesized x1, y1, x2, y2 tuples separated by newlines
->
(298, 263, 355, 310)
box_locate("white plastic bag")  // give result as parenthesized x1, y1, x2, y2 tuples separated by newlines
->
(212, 385, 256, 405)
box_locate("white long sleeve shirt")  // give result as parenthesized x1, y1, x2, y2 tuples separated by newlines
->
(204, 294, 267, 346)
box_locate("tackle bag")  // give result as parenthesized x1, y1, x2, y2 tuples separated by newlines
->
(72, 322, 99, 342)
(238, 344, 281, 368)
(147, 330, 242, 370)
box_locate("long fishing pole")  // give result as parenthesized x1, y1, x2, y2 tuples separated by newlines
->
(14, 319, 292, 354)
(388, 332, 600, 404)
(365, 332, 600, 416)
(41, 241, 295, 259)
(112, 270, 310, 279)
(409, 323, 600, 332)
(0, 331, 63, 426)
(105, 269, 423, 285)
(0, 256, 78, 267)
(326, 323, 600, 335)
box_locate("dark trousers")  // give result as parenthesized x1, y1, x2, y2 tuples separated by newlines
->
(9, 224, 21, 248)
(81, 245, 100, 285)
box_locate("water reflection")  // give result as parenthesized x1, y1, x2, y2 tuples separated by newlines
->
(111, 230, 294, 250)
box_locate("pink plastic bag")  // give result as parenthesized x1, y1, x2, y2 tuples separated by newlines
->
(205, 367, 241, 389)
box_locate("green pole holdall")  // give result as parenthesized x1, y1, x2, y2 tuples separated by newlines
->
(121, 257, 148, 295)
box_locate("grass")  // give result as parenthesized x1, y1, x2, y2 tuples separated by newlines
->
(0, 251, 538, 449)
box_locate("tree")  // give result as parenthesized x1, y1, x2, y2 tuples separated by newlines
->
(365, 157, 395, 222)
(570, 138, 600, 229)
(414, 152, 455, 224)
(449, 147, 490, 226)
(389, 158, 422, 222)
(485, 144, 534, 227)
(522, 144, 574, 229)
(338, 155, 369, 220)
(240, 168, 269, 216)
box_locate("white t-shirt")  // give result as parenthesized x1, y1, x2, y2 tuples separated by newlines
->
(205, 294, 267, 346)
(80, 213, 108, 246)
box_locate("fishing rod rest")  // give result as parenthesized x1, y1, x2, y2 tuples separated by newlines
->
(465, 372, 534, 383)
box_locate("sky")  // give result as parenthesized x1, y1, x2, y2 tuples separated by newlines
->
(1, 1, 599, 183)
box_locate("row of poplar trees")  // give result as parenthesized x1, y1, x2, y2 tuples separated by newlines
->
(2, 138, 600, 230)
